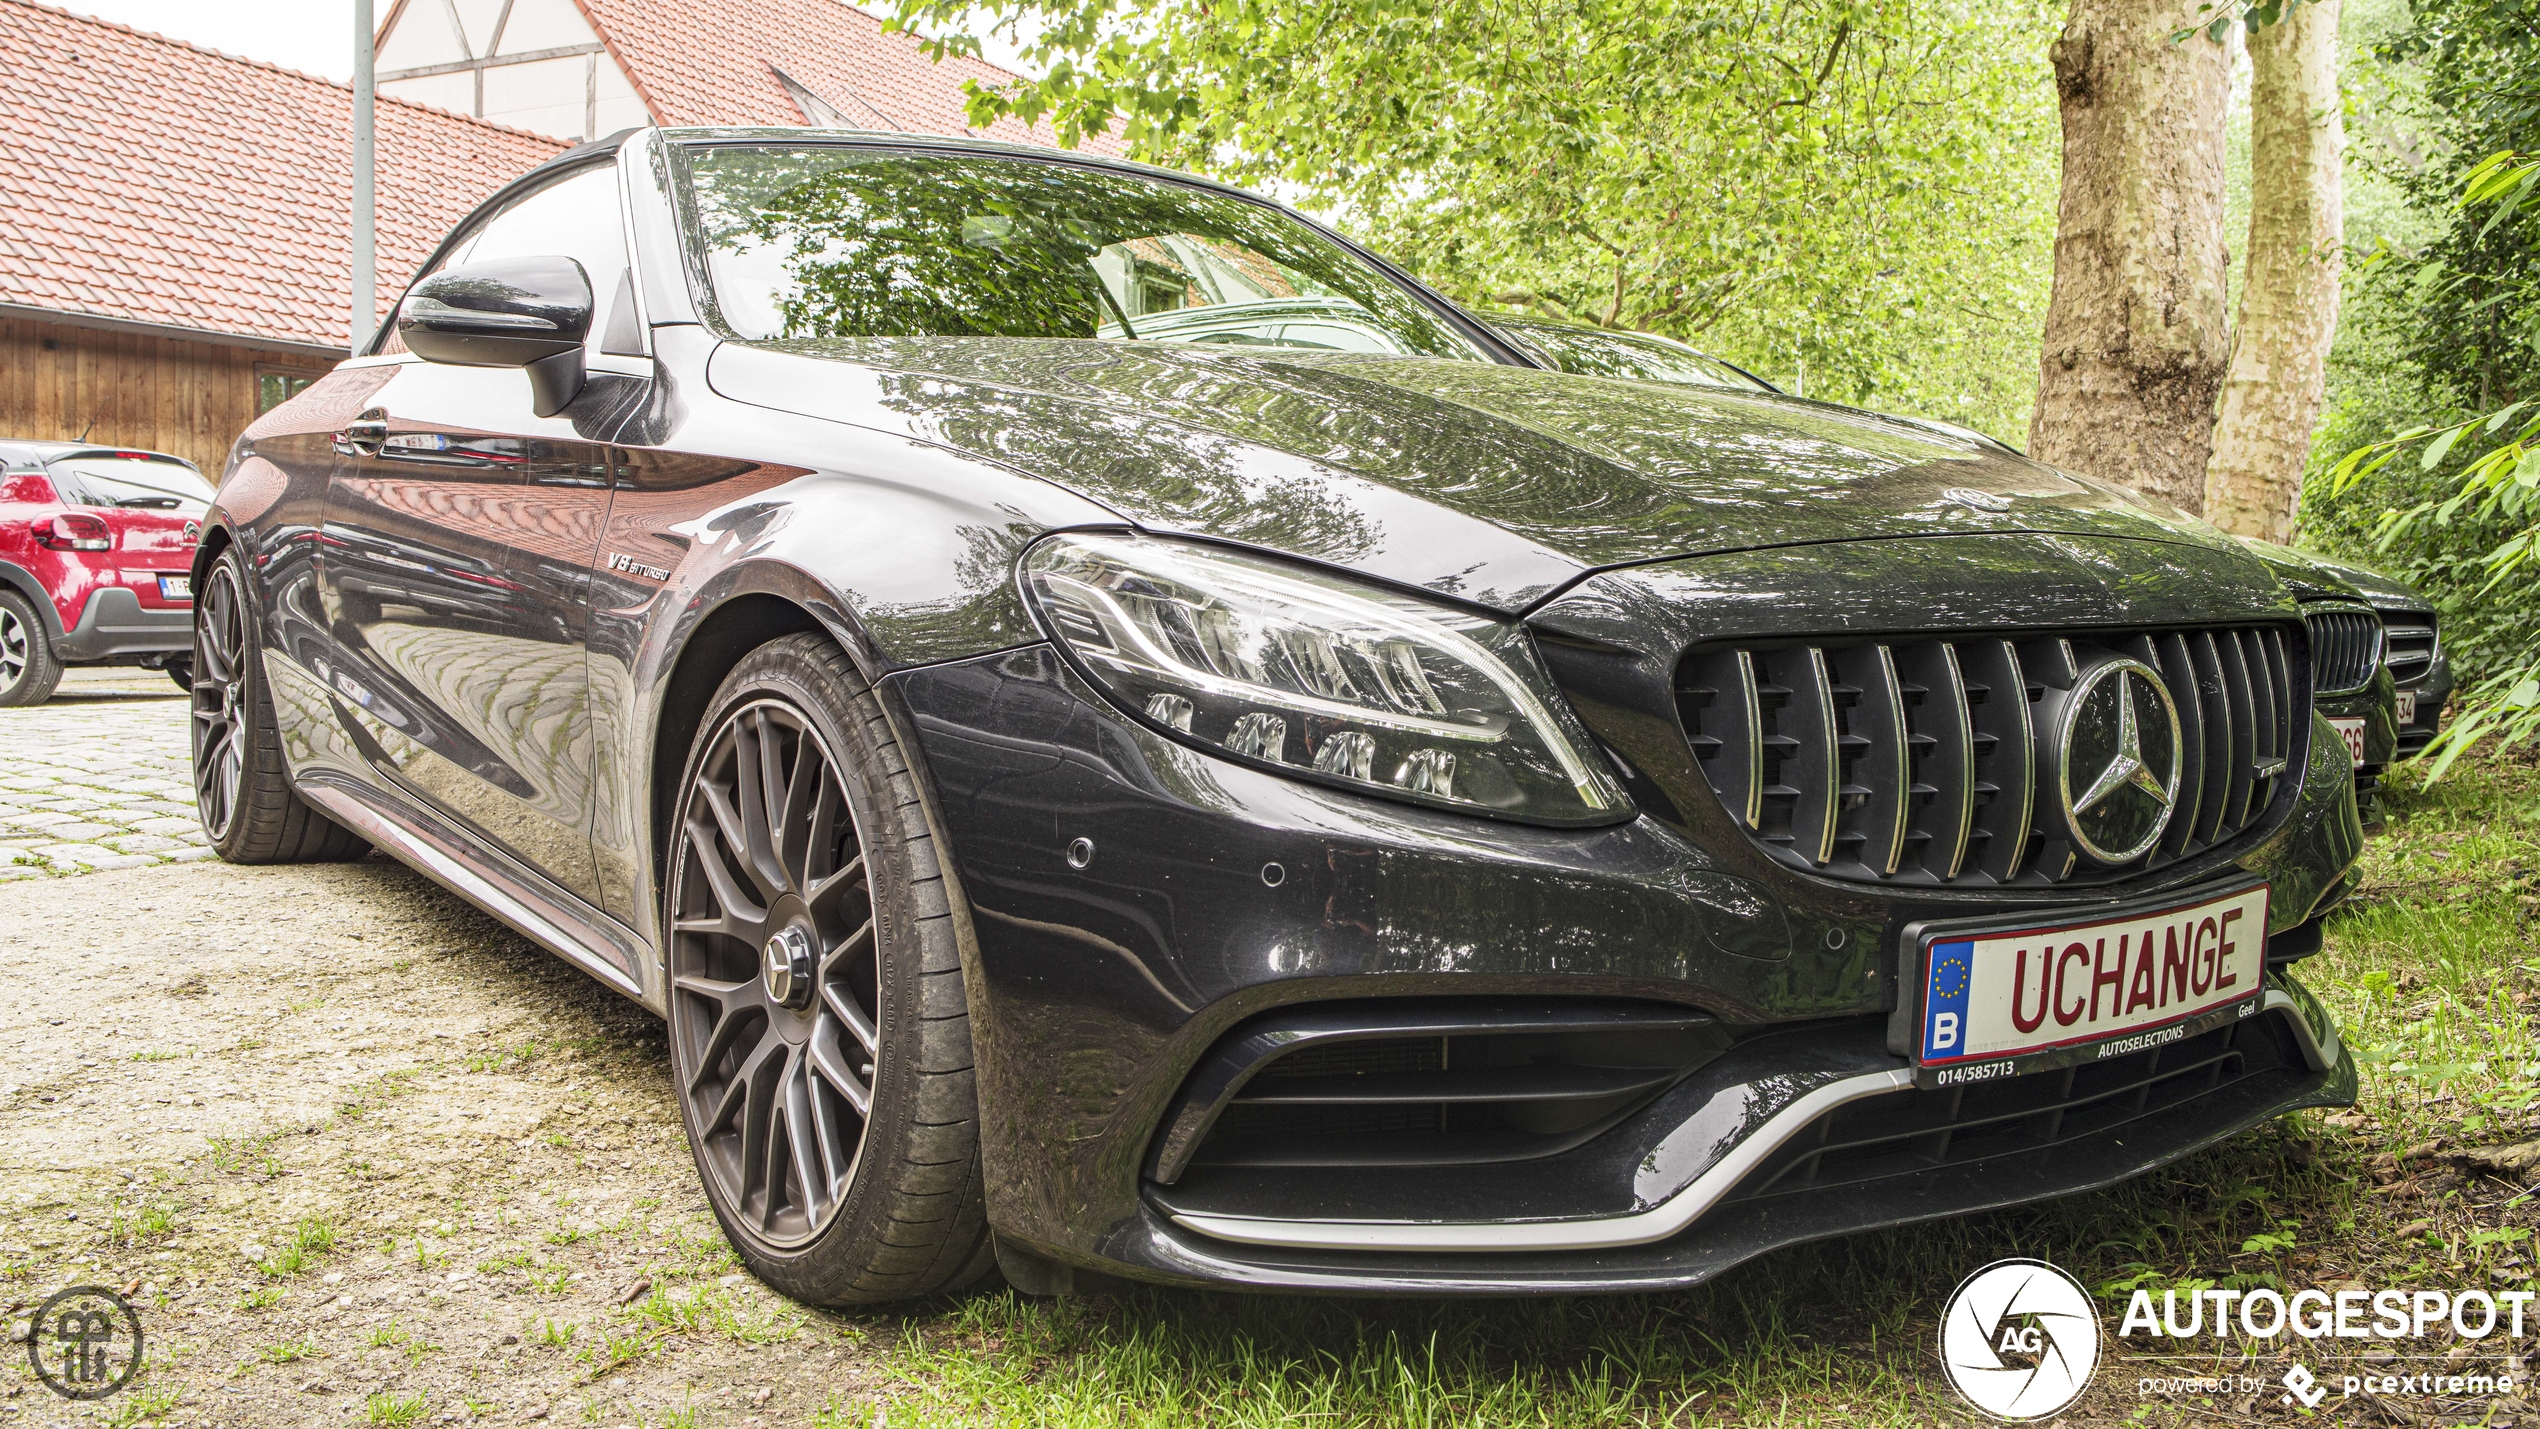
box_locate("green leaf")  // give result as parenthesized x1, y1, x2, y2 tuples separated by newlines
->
(2422, 424, 2470, 471)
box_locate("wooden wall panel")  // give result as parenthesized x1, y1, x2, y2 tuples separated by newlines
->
(0, 316, 336, 474)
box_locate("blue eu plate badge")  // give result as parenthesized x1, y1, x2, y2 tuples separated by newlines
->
(1923, 940, 1974, 1059)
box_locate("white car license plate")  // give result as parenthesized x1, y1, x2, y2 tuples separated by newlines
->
(158, 574, 190, 600)
(1913, 883, 2270, 1087)
(2396, 691, 2417, 725)
(2329, 716, 2366, 767)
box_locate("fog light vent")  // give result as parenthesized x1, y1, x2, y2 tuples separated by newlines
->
(1146, 998, 1721, 1183)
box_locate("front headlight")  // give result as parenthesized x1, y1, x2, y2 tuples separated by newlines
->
(1021, 533, 1628, 824)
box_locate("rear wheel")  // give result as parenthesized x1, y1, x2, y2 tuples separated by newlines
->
(0, 592, 62, 707)
(666, 634, 991, 1305)
(162, 655, 193, 693)
(192, 546, 367, 863)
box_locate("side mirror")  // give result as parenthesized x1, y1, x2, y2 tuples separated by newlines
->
(398, 257, 592, 417)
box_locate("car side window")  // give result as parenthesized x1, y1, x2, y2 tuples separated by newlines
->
(385, 163, 632, 356)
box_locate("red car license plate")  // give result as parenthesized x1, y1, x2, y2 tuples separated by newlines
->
(158, 574, 190, 601)
(1913, 883, 2269, 1088)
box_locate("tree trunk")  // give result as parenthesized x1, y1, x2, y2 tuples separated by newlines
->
(2029, 0, 2232, 514)
(2205, 0, 2345, 543)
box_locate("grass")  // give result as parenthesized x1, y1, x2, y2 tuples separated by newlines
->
(204, 1129, 282, 1178)
(624, 1283, 803, 1347)
(111, 1201, 179, 1245)
(257, 1215, 338, 1277)
(366, 1323, 439, 1367)
(235, 1285, 282, 1311)
(335, 1067, 422, 1122)
(105, 1382, 180, 1426)
(825, 752, 2540, 1426)
(365, 1390, 428, 1425)
(573, 1330, 647, 1378)
(464, 1036, 546, 1072)
(260, 1336, 317, 1364)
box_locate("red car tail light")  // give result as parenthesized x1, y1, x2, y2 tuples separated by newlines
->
(34, 513, 111, 552)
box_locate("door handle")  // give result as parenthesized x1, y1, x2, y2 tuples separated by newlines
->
(334, 411, 388, 457)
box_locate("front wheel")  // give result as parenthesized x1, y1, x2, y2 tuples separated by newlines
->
(665, 634, 992, 1305)
(191, 546, 367, 863)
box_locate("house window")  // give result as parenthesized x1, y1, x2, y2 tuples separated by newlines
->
(257, 369, 319, 413)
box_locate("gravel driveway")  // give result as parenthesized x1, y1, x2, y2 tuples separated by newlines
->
(1, 683, 897, 1427)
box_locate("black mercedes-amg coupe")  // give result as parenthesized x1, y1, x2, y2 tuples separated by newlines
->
(194, 128, 2361, 1303)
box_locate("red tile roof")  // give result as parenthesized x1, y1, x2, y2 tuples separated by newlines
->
(571, 0, 1122, 154)
(0, 0, 566, 353)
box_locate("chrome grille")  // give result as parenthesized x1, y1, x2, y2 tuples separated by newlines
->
(2381, 612, 2437, 688)
(2303, 603, 2382, 694)
(1676, 627, 2302, 886)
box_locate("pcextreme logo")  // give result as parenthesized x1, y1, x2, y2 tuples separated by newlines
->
(1940, 1259, 2104, 1421)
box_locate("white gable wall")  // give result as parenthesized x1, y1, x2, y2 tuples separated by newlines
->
(377, 0, 650, 143)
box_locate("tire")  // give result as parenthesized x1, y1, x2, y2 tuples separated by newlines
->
(665, 633, 990, 1305)
(0, 591, 63, 706)
(163, 655, 193, 693)
(191, 544, 368, 863)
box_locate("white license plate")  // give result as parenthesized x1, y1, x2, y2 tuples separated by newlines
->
(1914, 883, 2270, 1086)
(2396, 691, 2417, 725)
(2330, 716, 2366, 767)
(157, 574, 190, 600)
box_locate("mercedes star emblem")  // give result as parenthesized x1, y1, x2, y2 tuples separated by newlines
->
(2051, 656, 2183, 865)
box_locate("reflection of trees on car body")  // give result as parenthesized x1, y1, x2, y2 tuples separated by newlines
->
(673, 146, 1476, 357)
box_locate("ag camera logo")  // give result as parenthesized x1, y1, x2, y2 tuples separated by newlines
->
(1941, 1258, 2103, 1421)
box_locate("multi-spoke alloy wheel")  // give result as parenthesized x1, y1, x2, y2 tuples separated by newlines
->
(192, 560, 249, 840)
(0, 604, 27, 686)
(186, 545, 367, 864)
(665, 635, 992, 1304)
(670, 699, 880, 1247)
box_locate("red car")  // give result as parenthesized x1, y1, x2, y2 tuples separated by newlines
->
(0, 441, 205, 704)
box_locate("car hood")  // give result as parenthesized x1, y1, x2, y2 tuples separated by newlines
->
(2235, 537, 2371, 605)
(709, 338, 2258, 612)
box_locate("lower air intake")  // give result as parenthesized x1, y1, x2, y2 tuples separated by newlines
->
(1147, 999, 1720, 1183)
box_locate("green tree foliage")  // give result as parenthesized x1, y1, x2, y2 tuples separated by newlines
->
(2321, 154, 2540, 771)
(2302, 0, 2537, 703)
(890, 0, 2064, 436)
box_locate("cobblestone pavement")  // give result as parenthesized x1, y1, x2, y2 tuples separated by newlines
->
(0, 669, 204, 876)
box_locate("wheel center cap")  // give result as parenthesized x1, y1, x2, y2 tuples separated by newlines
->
(762, 926, 816, 1010)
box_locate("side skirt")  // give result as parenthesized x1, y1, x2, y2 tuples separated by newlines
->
(298, 774, 659, 1013)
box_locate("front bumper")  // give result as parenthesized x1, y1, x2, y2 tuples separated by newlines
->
(889, 639, 2361, 1293)
(1135, 985, 2348, 1293)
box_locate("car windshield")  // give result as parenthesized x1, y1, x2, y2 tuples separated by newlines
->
(1502, 322, 1769, 392)
(672, 144, 1483, 359)
(48, 454, 214, 510)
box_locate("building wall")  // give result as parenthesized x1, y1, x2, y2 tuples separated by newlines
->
(378, 0, 651, 143)
(0, 316, 337, 475)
